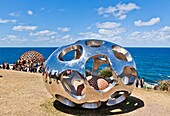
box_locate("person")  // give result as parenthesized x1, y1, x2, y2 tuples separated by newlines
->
(17, 64, 22, 71)
(54, 71, 60, 83)
(12, 62, 16, 70)
(2, 63, 5, 69)
(15, 62, 19, 71)
(22, 65, 27, 72)
(140, 78, 145, 88)
(29, 61, 33, 72)
(6, 63, 10, 70)
(136, 78, 139, 87)
(32, 62, 37, 73)
(38, 66, 43, 73)
(22, 59, 26, 65)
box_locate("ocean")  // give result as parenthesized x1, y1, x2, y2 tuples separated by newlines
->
(0, 47, 170, 84)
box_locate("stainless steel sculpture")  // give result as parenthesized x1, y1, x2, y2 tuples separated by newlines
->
(43, 39, 138, 109)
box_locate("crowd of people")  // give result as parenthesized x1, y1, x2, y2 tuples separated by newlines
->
(1, 58, 44, 73)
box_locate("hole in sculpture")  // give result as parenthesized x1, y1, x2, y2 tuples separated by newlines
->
(85, 40, 104, 48)
(107, 91, 128, 106)
(55, 95, 75, 107)
(60, 70, 86, 99)
(82, 101, 102, 109)
(85, 54, 117, 92)
(112, 46, 132, 62)
(111, 91, 126, 98)
(59, 45, 83, 61)
(121, 66, 137, 85)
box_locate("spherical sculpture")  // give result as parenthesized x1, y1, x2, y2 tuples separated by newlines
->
(20, 51, 45, 63)
(43, 39, 138, 109)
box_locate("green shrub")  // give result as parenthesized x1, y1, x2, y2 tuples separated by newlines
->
(98, 67, 112, 78)
(158, 80, 170, 91)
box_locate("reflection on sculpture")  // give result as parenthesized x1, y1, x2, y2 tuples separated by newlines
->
(43, 39, 138, 109)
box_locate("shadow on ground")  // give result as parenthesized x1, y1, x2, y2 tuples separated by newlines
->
(53, 96, 144, 115)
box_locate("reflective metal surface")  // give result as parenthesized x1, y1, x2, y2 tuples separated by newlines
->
(43, 39, 138, 109)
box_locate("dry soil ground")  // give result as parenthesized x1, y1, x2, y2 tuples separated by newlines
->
(0, 69, 170, 116)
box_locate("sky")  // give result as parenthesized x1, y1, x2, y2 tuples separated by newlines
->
(0, 0, 170, 47)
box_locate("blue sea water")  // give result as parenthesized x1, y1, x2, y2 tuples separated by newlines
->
(126, 48, 170, 84)
(0, 47, 56, 64)
(0, 47, 170, 84)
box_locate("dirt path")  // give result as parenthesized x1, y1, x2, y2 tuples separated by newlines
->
(0, 69, 170, 116)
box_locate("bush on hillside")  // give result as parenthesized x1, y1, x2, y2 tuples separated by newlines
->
(98, 67, 112, 78)
(158, 80, 170, 91)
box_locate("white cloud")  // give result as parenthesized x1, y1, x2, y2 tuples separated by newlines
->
(57, 27, 70, 32)
(60, 35, 74, 42)
(97, 2, 140, 20)
(106, 36, 122, 44)
(9, 12, 20, 17)
(32, 37, 51, 42)
(134, 17, 160, 26)
(30, 30, 57, 36)
(6, 35, 16, 39)
(12, 25, 37, 31)
(0, 35, 27, 43)
(78, 23, 125, 43)
(160, 26, 170, 32)
(51, 36, 55, 39)
(41, 34, 76, 45)
(50, 34, 76, 45)
(78, 31, 122, 44)
(98, 28, 125, 36)
(0, 18, 16, 23)
(96, 22, 121, 29)
(62, 35, 72, 39)
(126, 26, 170, 45)
(27, 10, 33, 15)
(118, 15, 126, 20)
(79, 32, 102, 38)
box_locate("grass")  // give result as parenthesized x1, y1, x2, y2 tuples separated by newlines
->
(40, 98, 69, 116)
